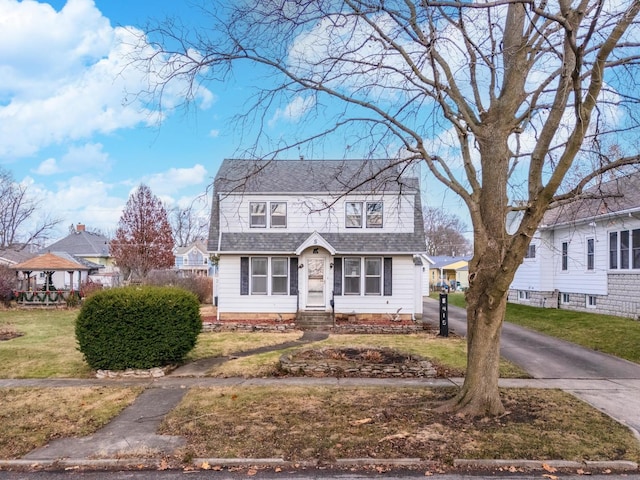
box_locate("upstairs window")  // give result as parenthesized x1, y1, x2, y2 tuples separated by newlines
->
(250, 202, 267, 228)
(270, 202, 287, 228)
(366, 202, 383, 228)
(345, 202, 363, 228)
(561, 242, 568, 271)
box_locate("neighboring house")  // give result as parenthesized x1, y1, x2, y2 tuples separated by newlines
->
(0, 248, 35, 268)
(175, 241, 216, 277)
(509, 172, 640, 319)
(425, 255, 470, 293)
(208, 159, 426, 325)
(38, 224, 119, 287)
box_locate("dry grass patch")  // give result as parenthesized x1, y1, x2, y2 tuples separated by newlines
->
(161, 386, 640, 465)
(0, 387, 142, 458)
(186, 331, 303, 362)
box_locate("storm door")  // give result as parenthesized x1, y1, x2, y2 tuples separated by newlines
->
(306, 258, 325, 307)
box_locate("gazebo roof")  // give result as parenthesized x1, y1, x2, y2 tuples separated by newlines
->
(12, 252, 91, 271)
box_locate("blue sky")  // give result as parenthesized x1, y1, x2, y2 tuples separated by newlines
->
(0, 0, 467, 244)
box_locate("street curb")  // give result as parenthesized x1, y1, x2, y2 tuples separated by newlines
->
(453, 459, 639, 471)
(2, 458, 636, 472)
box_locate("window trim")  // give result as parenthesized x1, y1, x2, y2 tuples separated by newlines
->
(561, 293, 570, 304)
(518, 290, 531, 301)
(250, 202, 267, 228)
(587, 295, 597, 308)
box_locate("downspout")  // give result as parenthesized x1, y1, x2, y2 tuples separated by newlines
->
(216, 193, 222, 322)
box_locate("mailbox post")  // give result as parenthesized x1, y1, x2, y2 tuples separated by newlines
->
(439, 293, 449, 337)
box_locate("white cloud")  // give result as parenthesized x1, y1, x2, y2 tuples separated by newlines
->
(209, 129, 220, 138)
(33, 143, 111, 176)
(144, 164, 209, 197)
(269, 95, 316, 126)
(0, 0, 215, 159)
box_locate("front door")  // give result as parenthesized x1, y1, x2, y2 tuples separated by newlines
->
(306, 258, 325, 308)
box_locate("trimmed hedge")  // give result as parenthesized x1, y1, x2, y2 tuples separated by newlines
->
(76, 286, 202, 370)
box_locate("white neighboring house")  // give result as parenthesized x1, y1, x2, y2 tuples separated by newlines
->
(208, 159, 426, 325)
(509, 172, 640, 319)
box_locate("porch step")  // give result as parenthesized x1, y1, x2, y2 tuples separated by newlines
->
(296, 312, 333, 331)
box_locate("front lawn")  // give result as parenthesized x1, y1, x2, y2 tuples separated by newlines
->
(432, 293, 640, 364)
(161, 386, 640, 465)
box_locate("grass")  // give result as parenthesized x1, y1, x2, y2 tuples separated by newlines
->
(160, 386, 640, 465)
(432, 293, 640, 364)
(0, 387, 141, 458)
(0, 309, 91, 378)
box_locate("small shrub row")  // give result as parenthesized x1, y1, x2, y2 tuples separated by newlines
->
(76, 285, 201, 370)
(144, 270, 213, 304)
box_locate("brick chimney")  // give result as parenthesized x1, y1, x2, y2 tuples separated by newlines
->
(76, 223, 86, 232)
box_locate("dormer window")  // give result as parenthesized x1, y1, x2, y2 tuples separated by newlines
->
(270, 202, 287, 228)
(345, 202, 363, 228)
(250, 202, 267, 228)
(366, 202, 383, 228)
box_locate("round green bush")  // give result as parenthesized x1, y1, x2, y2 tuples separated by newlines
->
(76, 286, 202, 370)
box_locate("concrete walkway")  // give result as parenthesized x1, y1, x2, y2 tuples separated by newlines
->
(3, 302, 640, 465)
(422, 297, 640, 439)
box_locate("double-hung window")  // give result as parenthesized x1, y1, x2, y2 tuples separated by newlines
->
(366, 202, 383, 228)
(561, 242, 568, 271)
(250, 202, 267, 228)
(609, 232, 618, 269)
(271, 258, 288, 295)
(344, 258, 361, 294)
(586, 238, 595, 271)
(345, 202, 363, 228)
(633, 229, 640, 269)
(364, 258, 381, 295)
(270, 202, 287, 228)
(251, 257, 268, 294)
(525, 244, 536, 259)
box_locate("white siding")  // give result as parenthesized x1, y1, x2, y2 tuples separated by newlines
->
(217, 255, 298, 314)
(218, 193, 415, 234)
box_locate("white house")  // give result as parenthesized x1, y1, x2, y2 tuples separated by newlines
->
(208, 159, 426, 327)
(510, 172, 640, 319)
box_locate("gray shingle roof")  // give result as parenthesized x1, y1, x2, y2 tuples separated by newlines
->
(214, 159, 420, 193)
(543, 172, 640, 227)
(42, 230, 110, 257)
(208, 159, 426, 254)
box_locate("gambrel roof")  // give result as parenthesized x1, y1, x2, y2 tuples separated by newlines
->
(208, 159, 426, 254)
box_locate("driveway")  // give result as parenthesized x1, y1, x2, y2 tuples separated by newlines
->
(422, 297, 640, 438)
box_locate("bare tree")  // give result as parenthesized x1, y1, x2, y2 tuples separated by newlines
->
(110, 184, 175, 280)
(0, 167, 61, 250)
(132, 0, 640, 415)
(169, 197, 210, 248)
(424, 207, 472, 257)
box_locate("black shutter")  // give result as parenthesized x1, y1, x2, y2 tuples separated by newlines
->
(290, 257, 298, 295)
(383, 257, 392, 296)
(240, 257, 249, 295)
(333, 257, 342, 296)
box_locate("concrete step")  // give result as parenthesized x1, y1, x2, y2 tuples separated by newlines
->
(296, 312, 333, 330)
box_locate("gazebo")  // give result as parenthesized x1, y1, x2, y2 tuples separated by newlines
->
(12, 252, 92, 305)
